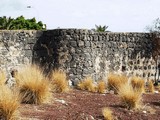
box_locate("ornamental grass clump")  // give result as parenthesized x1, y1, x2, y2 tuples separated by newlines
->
(97, 81, 106, 94)
(16, 65, 51, 105)
(77, 77, 97, 92)
(0, 85, 19, 120)
(107, 73, 128, 93)
(49, 69, 70, 93)
(102, 107, 114, 120)
(0, 70, 6, 85)
(146, 80, 155, 93)
(130, 76, 145, 93)
(118, 83, 142, 110)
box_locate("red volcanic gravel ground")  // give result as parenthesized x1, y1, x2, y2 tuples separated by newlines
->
(19, 89, 160, 120)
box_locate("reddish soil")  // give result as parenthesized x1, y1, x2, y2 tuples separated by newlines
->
(19, 89, 160, 120)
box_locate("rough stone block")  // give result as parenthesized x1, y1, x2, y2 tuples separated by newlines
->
(78, 41, 84, 47)
(70, 41, 77, 47)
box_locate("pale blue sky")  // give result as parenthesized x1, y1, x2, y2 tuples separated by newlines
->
(0, 0, 160, 32)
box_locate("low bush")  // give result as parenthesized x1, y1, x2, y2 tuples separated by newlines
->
(130, 76, 145, 93)
(102, 107, 113, 120)
(107, 73, 128, 93)
(0, 70, 6, 85)
(118, 83, 142, 110)
(49, 69, 70, 93)
(97, 81, 106, 93)
(0, 85, 19, 120)
(146, 80, 154, 93)
(77, 77, 97, 92)
(16, 65, 51, 104)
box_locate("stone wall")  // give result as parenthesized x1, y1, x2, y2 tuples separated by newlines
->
(0, 30, 42, 75)
(0, 29, 158, 85)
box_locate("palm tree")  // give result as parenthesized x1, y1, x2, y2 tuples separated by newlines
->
(0, 16, 14, 30)
(95, 25, 109, 32)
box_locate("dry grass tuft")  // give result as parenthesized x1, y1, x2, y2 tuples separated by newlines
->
(130, 76, 145, 93)
(102, 107, 113, 120)
(0, 70, 6, 85)
(146, 80, 155, 93)
(97, 81, 106, 93)
(158, 85, 160, 92)
(118, 83, 142, 110)
(77, 77, 97, 92)
(0, 85, 19, 120)
(107, 73, 128, 93)
(49, 69, 70, 93)
(16, 64, 51, 105)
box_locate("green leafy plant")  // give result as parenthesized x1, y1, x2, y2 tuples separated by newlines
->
(95, 25, 109, 32)
(145, 18, 160, 32)
(0, 16, 46, 30)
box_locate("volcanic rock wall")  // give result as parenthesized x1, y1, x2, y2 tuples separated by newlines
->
(0, 29, 158, 85)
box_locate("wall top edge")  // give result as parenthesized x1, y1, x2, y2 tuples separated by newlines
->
(0, 30, 42, 31)
(0, 29, 159, 34)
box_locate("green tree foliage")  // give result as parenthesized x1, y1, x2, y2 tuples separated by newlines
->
(146, 18, 160, 85)
(0, 16, 46, 30)
(0, 16, 14, 30)
(95, 25, 109, 32)
(145, 18, 160, 32)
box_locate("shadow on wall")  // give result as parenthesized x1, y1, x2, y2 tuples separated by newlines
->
(32, 30, 60, 73)
(151, 33, 160, 85)
(31, 30, 158, 84)
(130, 33, 153, 59)
(127, 33, 159, 82)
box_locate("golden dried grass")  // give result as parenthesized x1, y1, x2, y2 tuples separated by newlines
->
(0, 70, 6, 85)
(130, 76, 145, 93)
(49, 69, 70, 93)
(0, 85, 19, 120)
(158, 85, 160, 92)
(102, 107, 113, 120)
(107, 73, 128, 93)
(146, 80, 155, 93)
(77, 77, 97, 92)
(97, 81, 106, 94)
(118, 83, 142, 110)
(16, 64, 51, 104)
